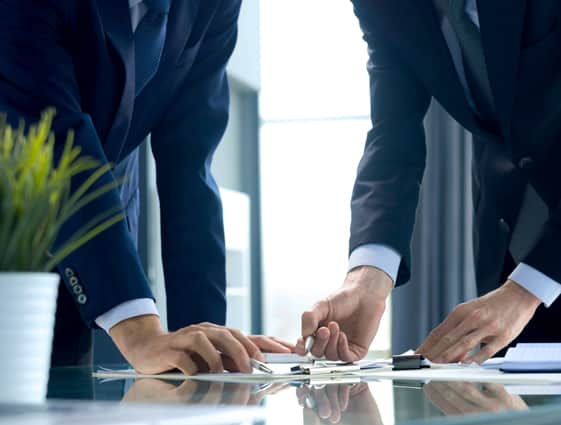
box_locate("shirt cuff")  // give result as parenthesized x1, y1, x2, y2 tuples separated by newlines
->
(95, 298, 159, 332)
(509, 263, 561, 308)
(348, 244, 401, 284)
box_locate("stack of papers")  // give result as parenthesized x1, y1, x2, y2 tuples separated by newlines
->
(501, 343, 561, 373)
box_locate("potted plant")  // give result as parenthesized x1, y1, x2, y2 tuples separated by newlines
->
(0, 109, 122, 404)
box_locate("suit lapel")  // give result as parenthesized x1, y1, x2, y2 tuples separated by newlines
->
(377, 0, 487, 136)
(96, 0, 135, 163)
(160, 0, 200, 64)
(478, 0, 526, 142)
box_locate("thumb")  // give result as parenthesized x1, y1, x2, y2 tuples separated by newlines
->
(301, 299, 330, 337)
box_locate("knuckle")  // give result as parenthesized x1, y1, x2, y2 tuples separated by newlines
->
(193, 330, 207, 342)
(454, 303, 467, 315)
(302, 310, 314, 322)
(461, 337, 473, 348)
(442, 334, 455, 345)
(487, 319, 501, 333)
(470, 308, 484, 322)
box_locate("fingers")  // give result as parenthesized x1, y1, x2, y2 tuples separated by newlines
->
(326, 385, 342, 423)
(174, 330, 224, 373)
(337, 332, 358, 362)
(324, 322, 341, 361)
(428, 323, 486, 364)
(250, 335, 292, 354)
(227, 328, 265, 361)
(310, 326, 331, 358)
(295, 337, 306, 355)
(338, 384, 351, 412)
(271, 336, 297, 352)
(464, 340, 503, 364)
(417, 304, 470, 358)
(201, 327, 252, 373)
(302, 300, 330, 338)
(198, 382, 225, 405)
(198, 323, 264, 362)
(170, 350, 199, 375)
(312, 386, 332, 419)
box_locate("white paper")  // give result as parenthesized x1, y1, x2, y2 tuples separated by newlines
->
(360, 365, 561, 384)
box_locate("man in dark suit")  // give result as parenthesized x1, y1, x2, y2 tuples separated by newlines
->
(297, 0, 561, 363)
(0, 0, 293, 374)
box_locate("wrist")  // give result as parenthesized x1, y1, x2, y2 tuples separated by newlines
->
(109, 314, 164, 362)
(503, 279, 541, 310)
(346, 265, 393, 298)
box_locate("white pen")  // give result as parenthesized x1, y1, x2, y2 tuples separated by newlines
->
(250, 358, 274, 374)
(304, 335, 315, 355)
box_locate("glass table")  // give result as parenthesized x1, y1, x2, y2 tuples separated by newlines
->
(2, 364, 561, 425)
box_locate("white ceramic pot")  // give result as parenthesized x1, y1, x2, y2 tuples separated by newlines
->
(0, 272, 59, 404)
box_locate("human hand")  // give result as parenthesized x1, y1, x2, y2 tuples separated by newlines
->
(417, 280, 540, 364)
(296, 266, 393, 361)
(249, 335, 296, 353)
(297, 383, 383, 425)
(110, 316, 264, 375)
(424, 381, 527, 415)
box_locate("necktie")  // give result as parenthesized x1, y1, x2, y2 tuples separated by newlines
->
(435, 0, 496, 125)
(134, 0, 170, 95)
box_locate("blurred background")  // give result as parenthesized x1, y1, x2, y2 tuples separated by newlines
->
(96, 0, 478, 362)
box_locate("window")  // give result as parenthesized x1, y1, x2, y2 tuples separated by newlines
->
(260, 0, 391, 354)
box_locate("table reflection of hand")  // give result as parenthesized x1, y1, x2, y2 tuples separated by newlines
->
(297, 383, 383, 425)
(424, 381, 528, 416)
(123, 378, 289, 406)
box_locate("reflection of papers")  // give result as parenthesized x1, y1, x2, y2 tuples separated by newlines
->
(506, 384, 561, 395)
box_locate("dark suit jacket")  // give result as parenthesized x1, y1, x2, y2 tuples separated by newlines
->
(350, 1, 561, 311)
(0, 0, 241, 331)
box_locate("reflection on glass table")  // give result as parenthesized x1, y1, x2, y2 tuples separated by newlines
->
(423, 382, 528, 416)
(123, 379, 290, 406)
(42, 365, 561, 425)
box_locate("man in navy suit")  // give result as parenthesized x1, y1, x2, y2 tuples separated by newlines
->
(0, 0, 292, 374)
(298, 0, 561, 364)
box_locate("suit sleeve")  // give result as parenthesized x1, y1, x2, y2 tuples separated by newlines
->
(0, 1, 153, 326)
(523, 197, 561, 287)
(150, 1, 242, 330)
(349, 2, 432, 285)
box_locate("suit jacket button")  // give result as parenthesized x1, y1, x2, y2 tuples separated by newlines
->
(64, 268, 74, 278)
(77, 294, 87, 305)
(518, 156, 534, 170)
(499, 218, 510, 233)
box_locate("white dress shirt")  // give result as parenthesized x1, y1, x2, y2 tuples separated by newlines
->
(349, 0, 561, 308)
(95, 0, 159, 332)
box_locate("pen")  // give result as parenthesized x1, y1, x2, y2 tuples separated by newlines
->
(304, 335, 315, 355)
(251, 358, 274, 374)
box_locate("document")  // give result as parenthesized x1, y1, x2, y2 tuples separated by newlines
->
(501, 343, 561, 373)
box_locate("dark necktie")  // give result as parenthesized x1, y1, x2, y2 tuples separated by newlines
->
(434, 0, 550, 263)
(134, 0, 170, 95)
(435, 0, 496, 124)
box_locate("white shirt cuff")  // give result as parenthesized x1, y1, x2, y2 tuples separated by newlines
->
(509, 263, 561, 308)
(348, 244, 401, 284)
(95, 298, 159, 332)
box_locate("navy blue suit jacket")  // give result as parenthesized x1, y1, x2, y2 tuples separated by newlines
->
(0, 0, 241, 330)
